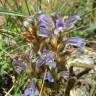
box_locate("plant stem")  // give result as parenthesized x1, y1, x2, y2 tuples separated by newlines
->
(39, 68, 47, 96)
(24, 0, 31, 15)
(76, 69, 91, 79)
(64, 66, 75, 96)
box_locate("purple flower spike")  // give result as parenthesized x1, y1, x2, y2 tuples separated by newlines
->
(12, 59, 25, 70)
(64, 37, 86, 50)
(59, 71, 69, 79)
(41, 71, 54, 82)
(36, 51, 56, 68)
(22, 80, 39, 96)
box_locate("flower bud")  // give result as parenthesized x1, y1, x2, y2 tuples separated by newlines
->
(45, 37, 51, 44)
(50, 36, 57, 50)
(26, 66, 33, 79)
(57, 42, 65, 52)
(56, 54, 66, 65)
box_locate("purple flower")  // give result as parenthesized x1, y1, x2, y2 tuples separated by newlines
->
(54, 18, 64, 34)
(36, 55, 46, 67)
(64, 15, 80, 30)
(39, 22, 53, 37)
(38, 14, 54, 37)
(54, 15, 80, 34)
(64, 37, 86, 50)
(36, 51, 56, 68)
(52, 14, 64, 34)
(56, 19, 64, 28)
(55, 15, 64, 28)
(38, 14, 53, 26)
(45, 51, 56, 68)
(12, 59, 25, 71)
(59, 71, 69, 79)
(41, 71, 54, 82)
(66, 15, 80, 25)
(22, 80, 39, 96)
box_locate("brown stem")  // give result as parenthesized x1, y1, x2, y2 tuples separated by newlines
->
(64, 66, 75, 96)
(76, 68, 91, 79)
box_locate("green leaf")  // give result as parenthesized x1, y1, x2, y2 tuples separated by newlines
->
(0, 36, 3, 58)
(76, 23, 96, 37)
(0, 9, 27, 17)
(85, 23, 96, 31)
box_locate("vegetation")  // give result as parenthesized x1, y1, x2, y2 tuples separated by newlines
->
(0, 0, 96, 96)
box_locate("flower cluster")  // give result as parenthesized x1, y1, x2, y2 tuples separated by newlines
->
(36, 50, 56, 68)
(12, 11, 86, 96)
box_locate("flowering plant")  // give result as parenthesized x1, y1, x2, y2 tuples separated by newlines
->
(12, 11, 93, 96)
